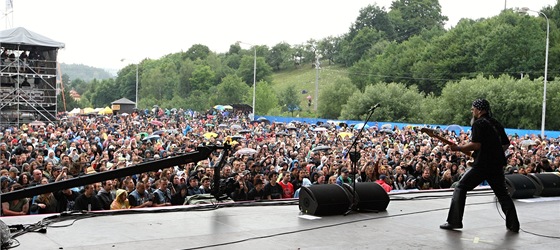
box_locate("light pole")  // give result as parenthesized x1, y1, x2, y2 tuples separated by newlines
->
(238, 41, 257, 119)
(518, 7, 549, 138)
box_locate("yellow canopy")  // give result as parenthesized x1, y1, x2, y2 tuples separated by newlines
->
(82, 107, 95, 114)
(99, 106, 113, 115)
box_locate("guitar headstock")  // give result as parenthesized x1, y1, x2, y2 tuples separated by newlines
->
(420, 127, 439, 137)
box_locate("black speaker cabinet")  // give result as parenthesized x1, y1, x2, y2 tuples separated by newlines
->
(528, 173, 560, 197)
(299, 184, 351, 216)
(343, 182, 390, 212)
(505, 174, 538, 199)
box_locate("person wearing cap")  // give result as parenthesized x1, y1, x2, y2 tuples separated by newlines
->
(336, 167, 352, 186)
(441, 99, 519, 233)
(375, 175, 392, 193)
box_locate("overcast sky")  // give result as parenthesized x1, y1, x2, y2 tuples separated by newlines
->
(1, 0, 556, 70)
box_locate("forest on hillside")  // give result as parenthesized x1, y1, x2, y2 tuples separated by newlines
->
(59, 0, 560, 130)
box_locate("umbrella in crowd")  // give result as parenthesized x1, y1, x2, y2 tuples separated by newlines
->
(353, 123, 370, 130)
(520, 139, 536, 147)
(256, 117, 269, 123)
(445, 124, 463, 132)
(222, 105, 233, 110)
(338, 132, 353, 138)
(231, 135, 244, 140)
(152, 130, 166, 135)
(203, 132, 218, 139)
(312, 145, 331, 152)
(275, 132, 288, 137)
(236, 148, 258, 155)
(142, 134, 160, 141)
(238, 129, 252, 134)
(205, 123, 215, 127)
(381, 124, 392, 130)
(230, 124, 242, 130)
(150, 120, 163, 126)
(218, 124, 228, 128)
(29, 120, 46, 126)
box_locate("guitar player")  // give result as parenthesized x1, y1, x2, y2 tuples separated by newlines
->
(439, 99, 520, 233)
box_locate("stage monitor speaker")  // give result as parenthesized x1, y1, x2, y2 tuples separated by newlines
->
(299, 184, 351, 216)
(528, 173, 560, 197)
(505, 174, 538, 199)
(343, 182, 390, 212)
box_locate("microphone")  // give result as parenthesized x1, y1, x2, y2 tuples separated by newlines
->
(369, 103, 380, 112)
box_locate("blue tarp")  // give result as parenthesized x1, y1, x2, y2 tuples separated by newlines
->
(259, 116, 560, 138)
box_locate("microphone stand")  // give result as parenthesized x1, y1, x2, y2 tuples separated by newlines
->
(344, 105, 379, 215)
(211, 143, 231, 201)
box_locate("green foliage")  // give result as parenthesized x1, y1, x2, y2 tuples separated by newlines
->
(189, 65, 216, 91)
(60, 63, 113, 82)
(185, 90, 211, 112)
(389, 0, 447, 42)
(252, 80, 278, 115)
(340, 82, 425, 122)
(67, 1, 560, 132)
(184, 44, 211, 61)
(238, 55, 273, 85)
(349, 4, 395, 41)
(212, 75, 250, 105)
(340, 27, 385, 66)
(57, 88, 79, 112)
(267, 42, 293, 71)
(318, 78, 357, 119)
(277, 85, 300, 113)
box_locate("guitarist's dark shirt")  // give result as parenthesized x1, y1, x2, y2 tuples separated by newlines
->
(470, 114, 509, 169)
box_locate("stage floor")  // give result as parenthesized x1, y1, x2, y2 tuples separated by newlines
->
(1, 188, 559, 250)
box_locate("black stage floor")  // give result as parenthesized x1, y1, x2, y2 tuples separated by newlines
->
(1, 188, 559, 250)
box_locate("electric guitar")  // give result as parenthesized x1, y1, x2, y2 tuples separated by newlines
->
(420, 128, 472, 157)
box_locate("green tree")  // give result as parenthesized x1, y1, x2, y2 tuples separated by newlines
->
(267, 42, 293, 71)
(251, 80, 278, 115)
(238, 55, 273, 85)
(340, 82, 425, 122)
(340, 27, 385, 66)
(212, 75, 250, 105)
(317, 36, 341, 65)
(184, 44, 211, 61)
(278, 85, 300, 112)
(349, 4, 395, 41)
(185, 90, 211, 112)
(389, 0, 447, 42)
(189, 65, 216, 92)
(318, 78, 358, 119)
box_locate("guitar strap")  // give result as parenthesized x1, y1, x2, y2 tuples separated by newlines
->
(480, 116, 503, 146)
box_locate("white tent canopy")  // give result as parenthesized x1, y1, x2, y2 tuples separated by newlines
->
(0, 27, 65, 50)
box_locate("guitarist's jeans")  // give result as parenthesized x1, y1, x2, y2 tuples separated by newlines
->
(446, 167, 519, 229)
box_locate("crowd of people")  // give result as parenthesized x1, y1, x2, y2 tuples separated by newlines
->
(1, 107, 559, 216)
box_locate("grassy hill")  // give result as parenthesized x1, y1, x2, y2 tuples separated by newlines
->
(270, 63, 350, 116)
(60, 63, 114, 82)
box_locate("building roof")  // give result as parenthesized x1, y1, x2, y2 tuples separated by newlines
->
(112, 97, 136, 105)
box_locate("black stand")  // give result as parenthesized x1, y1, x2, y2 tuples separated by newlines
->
(344, 105, 379, 215)
(211, 143, 231, 201)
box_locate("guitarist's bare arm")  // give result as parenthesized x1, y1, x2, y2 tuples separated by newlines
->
(450, 142, 480, 153)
